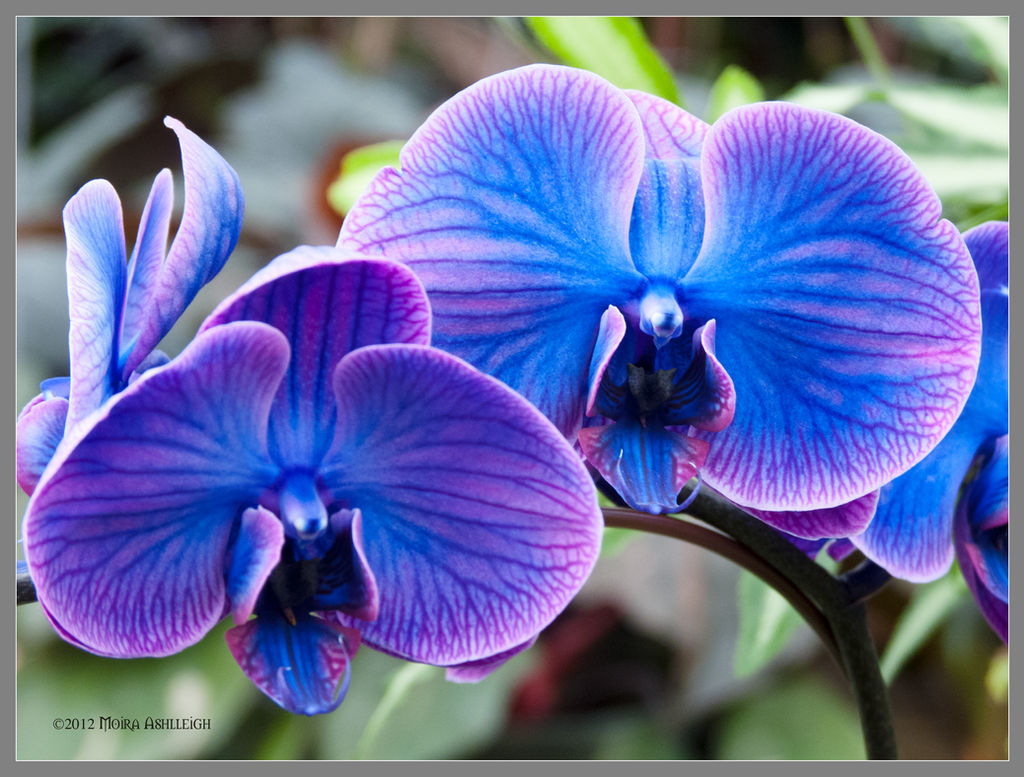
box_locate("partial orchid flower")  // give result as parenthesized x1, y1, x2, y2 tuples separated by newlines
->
(852, 222, 1008, 631)
(21, 248, 603, 715)
(954, 435, 1007, 642)
(16, 116, 243, 495)
(338, 64, 982, 540)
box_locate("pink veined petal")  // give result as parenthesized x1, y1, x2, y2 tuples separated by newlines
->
(22, 322, 289, 658)
(201, 247, 431, 470)
(683, 101, 982, 511)
(16, 395, 69, 495)
(338, 64, 648, 440)
(320, 343, 602, 666)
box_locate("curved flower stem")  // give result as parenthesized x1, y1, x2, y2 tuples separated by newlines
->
(602, 508, 842, 669)
(666, 488, 897, 760)
(604, 488, 897, 759)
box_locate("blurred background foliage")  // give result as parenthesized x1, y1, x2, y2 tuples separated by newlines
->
(16, 16, 1007, 760)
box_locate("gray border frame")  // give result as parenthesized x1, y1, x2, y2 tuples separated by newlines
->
(6, 3, 1018, 776)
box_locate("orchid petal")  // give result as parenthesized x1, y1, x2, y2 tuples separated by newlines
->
(124, 117, 244, 375)
(624, 90, 708, 161)
(227, 506, 285, 625)
(657, 320, 735, 432)
(630, 158, 705, 280)
(62, 179, 127, 430)
(445, 636, 537, 683)
(202, 248, 430, 469)
(120, 168, 174, 365)
(852, 424, 982, 581)
(22, 322, 288, 657)
(586, 305, 627, 417)
(338, 64, 647, 437)
(310, 508, 380, 622)
(225, 610, 358, 715)
(683, 102, 982, 510)
(578, 419, 708, 514)
(321, 344, 602, 665)
(958, 221, 1008, 435)
(743, 490, 879, 540)
(16, 394, 68, 495)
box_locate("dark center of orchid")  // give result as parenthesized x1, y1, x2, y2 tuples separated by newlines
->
(626, 363, 678, 422)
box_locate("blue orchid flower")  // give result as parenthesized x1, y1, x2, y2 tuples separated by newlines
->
(21, 247, 603, 715)
(852, 222, 1008, 634)
(338, 64, 982, 540)
(16, 117, 243, 495)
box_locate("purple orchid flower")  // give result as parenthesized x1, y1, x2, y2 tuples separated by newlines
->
(16, 116, 243, 495)
(851, 222, 1008, 637)
(337, 64, 982, 540)
(21, 247, 603, 715)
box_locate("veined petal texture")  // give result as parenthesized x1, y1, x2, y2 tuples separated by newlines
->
(338, 64, 647, 437)
(684, 102, 982, 511)
(201, 248, 430, 469)
(321, 344, 602, 665)
(16, 394, 69, 495)
(62, 180, 128, 430)
(124, 117, 244, 375)
(22, 322, 288, 657)
(225, 611, 358, 715)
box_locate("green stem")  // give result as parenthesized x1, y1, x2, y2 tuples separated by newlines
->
(844, 17, 891, 89)
(677, 489, 898, 759)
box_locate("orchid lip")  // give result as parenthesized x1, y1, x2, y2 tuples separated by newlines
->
(279, 472, 329, 541)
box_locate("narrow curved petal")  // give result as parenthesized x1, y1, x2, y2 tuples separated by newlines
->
(119, 169, 174, 370)
(227, 506, 285, 625)
(657, 320, 735, 432)
(586, 306, 627, 417)
(578, 418, 708, 513)
(852, 425, 982, 581)
(684, 102, 982, 510)
(16, 395, 68, 495)
(202, 248, 430, 470)
(22, 322, 288, 657)
(338, 64, 647, 438)
(321, 344, 602, 666)
(310, 508, 380, 622)
(225, 610, 358, 715)
(624, 90, 707, 161)
(743, 490, 879, 540)
(954, 435, 1008, 642)
(63, 179, 127, 430)
(124, 117, 244, 375)
(445, 636, 537, 683)
(957, 221, 1008, 435)
(955, 436, 1008, 604)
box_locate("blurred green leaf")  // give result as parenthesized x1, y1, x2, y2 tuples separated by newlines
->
(317, 648, 533, 759)
(525, 17, 680, 104)
(984, 649, 1009, 704)
(705, 65, 765, 123)
(781, 81, 878, 114)
(17, 617, 253, 760)
(903, 146, 1008, 207)
(589, 713, 687, 759)
(879, 567, 969, 684)
(733, 569, 803, 679)
(714, 674, 865, 759)
(890, 84, 1007, 152)
(326, 139, 404, 216)
(600, 525, 636, 558)
(905, 17, 1008, 82)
